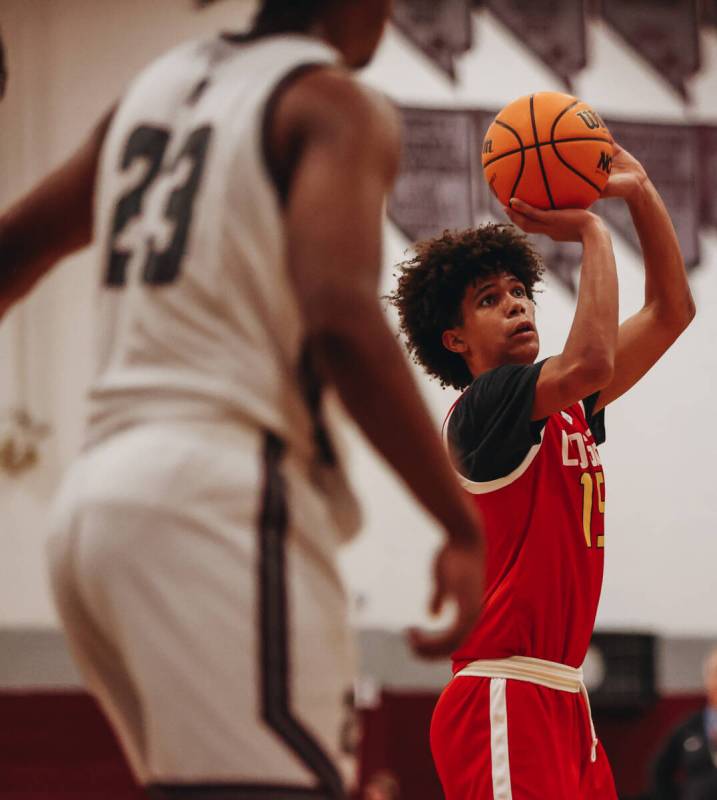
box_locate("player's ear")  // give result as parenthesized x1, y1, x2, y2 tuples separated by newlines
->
(442, 328, 467, 354)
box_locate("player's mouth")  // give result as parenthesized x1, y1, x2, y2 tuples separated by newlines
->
(509, 321, 536, 338)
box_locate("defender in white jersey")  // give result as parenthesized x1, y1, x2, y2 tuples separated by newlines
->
(0, 1, 485, 798)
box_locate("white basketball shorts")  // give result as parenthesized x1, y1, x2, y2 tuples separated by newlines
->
(46, 420, 355, 799)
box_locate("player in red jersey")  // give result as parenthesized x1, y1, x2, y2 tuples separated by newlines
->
(389, 143, 695, 799)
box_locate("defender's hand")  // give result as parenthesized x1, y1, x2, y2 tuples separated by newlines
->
(601, 142, 649, 200)
(505, 198, 604, 243)
(409, 536, 485, 659)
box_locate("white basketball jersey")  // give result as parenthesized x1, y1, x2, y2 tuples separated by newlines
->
(89, 34, 360, 536)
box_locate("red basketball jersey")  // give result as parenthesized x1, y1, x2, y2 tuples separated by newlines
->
(446, 362, 606, 671)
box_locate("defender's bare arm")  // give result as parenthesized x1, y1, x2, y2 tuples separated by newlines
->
(0, 109, 114, 318)
(277, 69, 484, 656)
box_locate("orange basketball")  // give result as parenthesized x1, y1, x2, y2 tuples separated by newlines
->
(482, 92, 614, 210)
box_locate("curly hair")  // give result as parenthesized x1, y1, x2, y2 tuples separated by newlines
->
(387, 224, 545, 390)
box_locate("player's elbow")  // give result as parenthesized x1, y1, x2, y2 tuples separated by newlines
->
(675, 294, 697, 339)
(305, 292, 387, 385)
(653, 289, 696, 338)
(668, 288, 696, 332)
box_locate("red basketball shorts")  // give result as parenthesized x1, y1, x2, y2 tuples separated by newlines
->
(430, 669, 617, 799)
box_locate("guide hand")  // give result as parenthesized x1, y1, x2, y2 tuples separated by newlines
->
(505, 198, 605, 243)
(601, 141, 648, 200)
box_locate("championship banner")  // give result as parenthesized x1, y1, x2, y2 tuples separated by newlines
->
(472, 109, 583, 296)
(697, 125, 717, 229)
(483, 0, 588, 90)
(471, 109, 501, 219)
(388, 108, 475, 242)
(596, 119, 701, 268)
(392, 0, 473, 81)
(600, 0, 700, 99)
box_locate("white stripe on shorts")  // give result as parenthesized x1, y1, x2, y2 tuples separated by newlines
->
(490, 678, 513, 800)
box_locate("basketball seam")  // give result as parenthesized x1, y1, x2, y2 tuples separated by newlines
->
(549, 99, 579, 143)
(482, 136, 612, 169)
(548, 98, 603, 196)
(550, 140, 602, 195)
(494, 120, 525, 200)
(529, 94, 555, 210)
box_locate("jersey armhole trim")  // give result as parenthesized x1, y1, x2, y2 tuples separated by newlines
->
(260, 61, 333, 207)
(442, 406, 545, 495)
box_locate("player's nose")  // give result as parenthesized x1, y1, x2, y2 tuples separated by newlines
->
(506, 294, 526, 315)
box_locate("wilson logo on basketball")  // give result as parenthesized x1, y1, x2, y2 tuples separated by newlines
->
(576, 110, 602, 130)
(483, 139, 493, 155)
(597, 152, 613, 173)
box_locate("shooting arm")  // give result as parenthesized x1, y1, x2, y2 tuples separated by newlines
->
(592, 176, 695, 413)
(505, 200, 619, 420)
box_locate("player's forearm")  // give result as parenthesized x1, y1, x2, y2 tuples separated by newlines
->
(0, 173, 92, 316)
(0, 110, 112, 319)
(562, 219, 619, 377)
(311, 304, 481, 544)
(0, 210, 63, 314)
(0, 216, 24, 313)
(627, 180, 695, 328)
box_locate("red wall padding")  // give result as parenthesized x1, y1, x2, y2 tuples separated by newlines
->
(358, 692, 443, 799)
(0, 692, 144, 799)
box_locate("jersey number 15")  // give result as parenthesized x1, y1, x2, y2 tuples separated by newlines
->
(581, 471, 605, 549)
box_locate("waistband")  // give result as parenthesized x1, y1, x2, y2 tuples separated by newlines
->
(454, 656, 598, 762)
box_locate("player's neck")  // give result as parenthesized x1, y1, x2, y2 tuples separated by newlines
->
(248, 17, 327, 42)
(465, 346, 507, 379)
(246, 15, 349, 61)
(247, 26, 310, 40)
(468, 353, 535, 380)
(465, 356, 490, 383)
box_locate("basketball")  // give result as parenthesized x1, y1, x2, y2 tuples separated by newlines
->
(482, 92, 614, 210)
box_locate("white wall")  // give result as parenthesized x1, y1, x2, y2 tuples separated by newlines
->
(1, 1, 716, 637)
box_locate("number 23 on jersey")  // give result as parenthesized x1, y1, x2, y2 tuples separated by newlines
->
(105, 124, 213, 288)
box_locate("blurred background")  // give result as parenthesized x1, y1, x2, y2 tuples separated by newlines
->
(1, 1, 716, 798)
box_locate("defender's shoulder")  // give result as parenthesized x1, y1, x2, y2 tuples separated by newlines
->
(280, 66, 400, 152)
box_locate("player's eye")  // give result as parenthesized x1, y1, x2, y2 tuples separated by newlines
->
(512, 287, 526, 298)
(479, 294, 495, 307)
